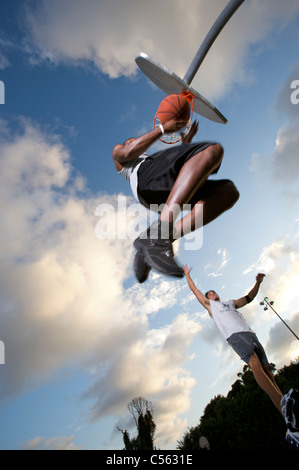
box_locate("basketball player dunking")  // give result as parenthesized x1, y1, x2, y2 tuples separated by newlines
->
(113, 118, 239, 282)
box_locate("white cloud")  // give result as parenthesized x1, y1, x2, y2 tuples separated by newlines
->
(243, 238, 292, 276)
(0, 51, 9, 70)
(272, 119, 299, 184)
(21, 435, 81, 450)
(0, 37, 15, 69)
(204, 247, 231, 278)
(95, 313, 202, 447)
(0, 118, 133, 396)
(0, 118, 200, 448)
(21, 0, 299, 100)
(126, 274, 187, 317)
(266, 312, 299, 366)
(251, 125, 299, 190)
(250, 62, 299, 191)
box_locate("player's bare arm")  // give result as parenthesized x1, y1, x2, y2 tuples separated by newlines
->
(183, 265, 212, 315)
(233, 273, 265, 309)
(113, 119, 188, 165)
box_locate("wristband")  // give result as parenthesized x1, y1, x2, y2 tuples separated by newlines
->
(159, 124, 165, 135)
(245, 295, 252, 304)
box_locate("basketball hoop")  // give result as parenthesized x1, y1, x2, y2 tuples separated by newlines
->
(153, 90, 195, 144)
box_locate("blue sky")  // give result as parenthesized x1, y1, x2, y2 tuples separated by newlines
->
(0, 0, 299, 450)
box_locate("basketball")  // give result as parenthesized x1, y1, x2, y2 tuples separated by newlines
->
(157, 94, 190, 126)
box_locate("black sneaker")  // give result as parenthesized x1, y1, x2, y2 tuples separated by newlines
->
(134, 221, 183, 278)
(134, 250, 151, 283)
(145, 238, 184, 278)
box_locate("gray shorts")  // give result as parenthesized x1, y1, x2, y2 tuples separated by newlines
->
(227, 331, 271, 369)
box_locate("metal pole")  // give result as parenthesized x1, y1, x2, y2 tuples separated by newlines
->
(184, 0, 245, 85)
(261, 297, 299, 341)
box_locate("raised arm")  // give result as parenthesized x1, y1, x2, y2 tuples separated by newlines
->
(233, 273, 265, 309)
(112, 119, 187, 164)
(183, 265, 212, 315)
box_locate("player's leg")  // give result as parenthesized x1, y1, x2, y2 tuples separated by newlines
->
(134, 145, 225, 277)
(174, 179, 239, 237)
(134, 179, 239, 282)
(250, 352, 299, 448)
(159, 144, 224, 225)
(249, 351, 283, 414)
(262, 364, 283, 395)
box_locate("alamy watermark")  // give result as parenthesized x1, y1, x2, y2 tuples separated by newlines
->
(0, 80, 5, 105)
(0, 340, 5, 365)
(95, 195, 203, 250)
(290, 80, 299, 105)
(1, 80, 6, 365)
(1, 81, 7, 364)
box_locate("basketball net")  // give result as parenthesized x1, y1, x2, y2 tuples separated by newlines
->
(153, 90, 195, 144)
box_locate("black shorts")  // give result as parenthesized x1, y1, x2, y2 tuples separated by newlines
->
(137, 142, 222, 209)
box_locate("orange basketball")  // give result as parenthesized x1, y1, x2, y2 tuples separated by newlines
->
(157, 94, 190, 126)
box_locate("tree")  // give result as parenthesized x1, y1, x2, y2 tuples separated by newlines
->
(119, 397, 156, 450)
(177, 360, 299, 450)
(128, 397, 154, 427)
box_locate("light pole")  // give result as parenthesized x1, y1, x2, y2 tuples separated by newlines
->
(260, 297, 299, 341)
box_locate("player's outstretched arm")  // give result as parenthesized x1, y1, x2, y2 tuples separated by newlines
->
(183, 265, 211, 315)
(113, 119, 187, 163)
(233, 273, 265, 308)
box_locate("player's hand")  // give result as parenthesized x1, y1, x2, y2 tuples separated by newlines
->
(256, 273, 265, 284)
(183, 264, 192, 276)
(181, 120, 199, 144)
(163, 119, 188, 133)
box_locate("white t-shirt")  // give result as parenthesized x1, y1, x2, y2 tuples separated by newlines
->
(209, 299, 253, 340)
(118, 154, 148, 202)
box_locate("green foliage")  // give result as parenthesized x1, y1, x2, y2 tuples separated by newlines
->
(177, 360, 299, 450)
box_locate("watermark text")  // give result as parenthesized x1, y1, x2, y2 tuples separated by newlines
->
(290, 80, 299, 105)
(95, 196, 203, 250)
(0, 340, 5, 365)
(0, 80, 5, 105)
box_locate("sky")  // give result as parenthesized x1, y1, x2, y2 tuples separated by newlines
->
(0, 0, 299, 451)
